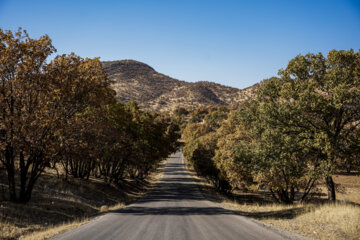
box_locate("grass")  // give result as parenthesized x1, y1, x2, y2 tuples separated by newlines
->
(186, 163, 360, 240)
(18, 219, 89, 240)
(0, 161, 165, 240)
(260, 203, 360, 240)
(222, 201, 360, 240)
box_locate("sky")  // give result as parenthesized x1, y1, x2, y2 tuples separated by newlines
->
(0, 0, 359, 89)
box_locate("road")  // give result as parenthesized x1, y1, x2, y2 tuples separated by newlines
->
(54, 151, 287, 240)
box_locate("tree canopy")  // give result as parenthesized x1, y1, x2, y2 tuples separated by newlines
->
(0, 28, 180, 203)
(182, 49, 360, 203)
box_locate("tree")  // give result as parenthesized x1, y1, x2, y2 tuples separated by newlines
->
(213, 101, 321, 203)
(203, 107, 229, 130)
(188, 107, 211, 123)
(213, 109, 254, 190)
(257, 49, 360, 201)
(93, 101, 134, 184)
(0, 28, 111, 203)
(183, 107, 231, 192)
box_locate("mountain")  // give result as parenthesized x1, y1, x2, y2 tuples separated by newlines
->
(102, 60, 257, 112)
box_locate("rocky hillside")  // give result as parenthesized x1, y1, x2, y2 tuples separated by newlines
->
(102, 60, 257, 112)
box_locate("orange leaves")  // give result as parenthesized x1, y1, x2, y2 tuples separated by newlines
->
(0, 28, 115, 202)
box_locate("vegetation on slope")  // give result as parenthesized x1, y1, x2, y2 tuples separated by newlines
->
(102, 60, 257, 112)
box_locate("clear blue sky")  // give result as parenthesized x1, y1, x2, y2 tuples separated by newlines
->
(1, 0, 359, 89)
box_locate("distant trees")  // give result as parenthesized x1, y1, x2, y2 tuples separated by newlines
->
(183, 107, 231, 192)
(0, 28, 180, 203)
(213, 109, 254, 192)
(121, 101, 181, 180)
(183, 49, 360, 203)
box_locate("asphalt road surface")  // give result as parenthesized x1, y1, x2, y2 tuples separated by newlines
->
(54, 151, 287, 240)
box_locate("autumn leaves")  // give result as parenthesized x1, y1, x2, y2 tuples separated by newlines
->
(0, 28, 180, 203)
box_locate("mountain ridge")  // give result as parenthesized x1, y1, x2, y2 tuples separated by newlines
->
(102, 60, 257, 112)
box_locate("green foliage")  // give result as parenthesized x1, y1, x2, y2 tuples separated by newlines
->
(123, 104, 181, 179)
(203, 107, 229, 130)
(213, 109, 254, 190)
(188, 107, 210, 123)
(173, 107, 190, 117)
(183, 107, 231, 192)
(183, 49, 360, 203)
(261, 49, 360, 201)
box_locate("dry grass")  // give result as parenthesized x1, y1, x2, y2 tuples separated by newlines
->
(259, 203, 360, 240)
(186, 163, 360, 240)
(221, 201, 360, 240)
(331, 173, 360, 203)
(0, 160, 165, 240)
(99, 202, 126, 213)
(19, 219, 89, 240)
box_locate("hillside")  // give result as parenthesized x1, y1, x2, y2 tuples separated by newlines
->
(102, 60, 257, 112)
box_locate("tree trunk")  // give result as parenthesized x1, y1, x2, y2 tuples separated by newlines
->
(5, 146, 16, 201)
(344, 158, 352, 174)
(6, 165, 16, 201)
(345, 161, 351, 174)
(19, 151, 28, 203)
(278, 189, 294, 204)
(325, 176, 336, 201)
(64, 157, 69, 180)
(19, 176, 37, 203)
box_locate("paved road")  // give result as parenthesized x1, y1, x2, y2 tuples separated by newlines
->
(54, 151, 287, 240)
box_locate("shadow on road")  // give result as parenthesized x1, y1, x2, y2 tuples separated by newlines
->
(113, 206, 237, 216)
(111, 153, 315, 221)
